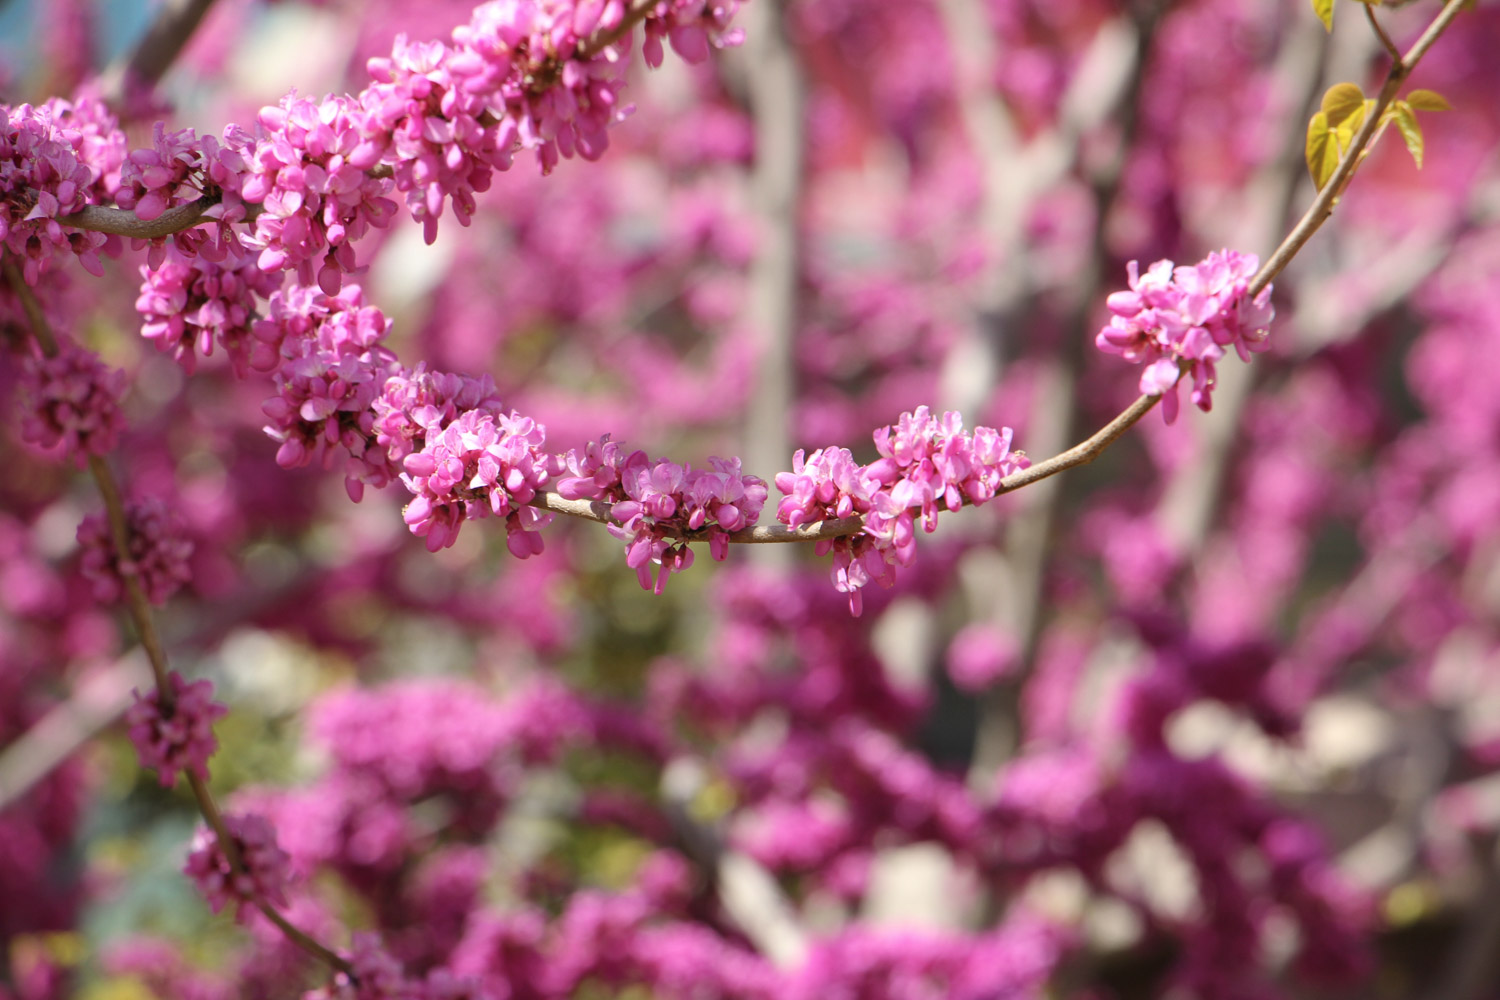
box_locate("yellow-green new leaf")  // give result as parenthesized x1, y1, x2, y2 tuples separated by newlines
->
(1407, 89, 1453, 112)
(1335, 100, 1371, 153)
(1306, 112, 1341, 190)
(1321, 83, 1366, 127)
(1312, 0, 1334, 30)
(1392, 103, 1424, 168)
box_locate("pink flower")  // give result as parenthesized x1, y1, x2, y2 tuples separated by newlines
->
(17, 337, 128, 464)
(559, 441, 768, 593)
(240, 95, 400, 292)
(1096, 250, 1274, 423)
(258, 284, 401, 501)
(776, 408, 1027, 614)
(0, 99, 118, 283)
(125, 671, 227, 787)
(77, 497, 193, 605)
(135, 245, 281, 375)
(400, 408, 560, 555)
(184, 813, 291, 918)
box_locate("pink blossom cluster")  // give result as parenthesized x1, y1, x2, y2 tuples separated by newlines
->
(728, 719, 987, 886)
(135, 246, 282, 375)
(1096, 249, 1275, 423)
(124, 671, 227, 787)
(559, 437, 769, 593)
(775, 407, 1027, 614)
(227, 0, 747, 290)
(235, 679, 602, 901)
(791, 921, 1068, 1000)
(184, 812, 292, 918)
(1, 0, 747, 307)
(17, 337, 128, 464)
(400, 408, 560, 555)
(41, 92, 128, 202)
(240, 95, 400, 294)
(319, 933, 412, 1000)
(257, 284, 402, 501)
(985, 619, 1372, 994)
(76, 496, 194, 605)
(0, 99, 118, 283)
(370, 363, 506, 466)
(115, 121, 255, 263)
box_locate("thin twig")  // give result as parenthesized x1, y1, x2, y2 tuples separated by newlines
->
(186, 772, 355, 974)
(1364, 2, 1403, 62)
(1250, 0, 1470, 297)
(3, 250, 351, 979)
(59, 196, 218, 240)
(523, 391, 1162, 543)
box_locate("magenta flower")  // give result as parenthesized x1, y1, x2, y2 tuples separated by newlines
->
(371, 363, 506, 466)
(136, 245, 281, 376)
(0, 99, 117, 284)
(240, 95, 400, 293)
(17, 337, 128, 465)
(400, 408, 560, 555)
(775, 408, 1027, 614)
(1097, 249, 1274, 423)
(125, 671, 227, 787)
(184, 812, 291, 918)
(77, 497, 193, 606)
(559, 440, 768, 593)
(258, 284, 401, 501)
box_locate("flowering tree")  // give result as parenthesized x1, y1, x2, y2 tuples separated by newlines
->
(2, 0, 1498, 997)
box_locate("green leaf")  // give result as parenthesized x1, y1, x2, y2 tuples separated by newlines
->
(1392, 102, 1424, 168)
(1407, 89, 1453, 112)
(1335, 99, 1372, 153)
(1312, 0, 1334, 31)
(1306, 112, 1340, 190)
(1321, 83, 1366, 127)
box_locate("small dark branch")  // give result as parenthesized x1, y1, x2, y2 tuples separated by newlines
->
(186, 773, 356, 975)
(4, 251, 349, 977)
(1, 253, 59, 356)
(59, 195, 218, 239)
(1365, 2, 1403, 62)
(532, 0, 660, 90)
(995, 391, 1160, 492)
(577, 0, 660, 60)
(525, 393, 1160, 544)
(101, 0, 220, 105)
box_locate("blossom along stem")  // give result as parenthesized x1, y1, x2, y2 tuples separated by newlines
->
(185, 771, 355, 975)
(1248, 0, 1469, 299)
(2, 251, 354, 979)
(4, 253, 176, 694)
(529, 0, 1457, 549)
(0, 0, 1473, 983)
(53, 0, 677, 246)
(574, 0, 662, 62)
(525, 394, 1164, 545)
